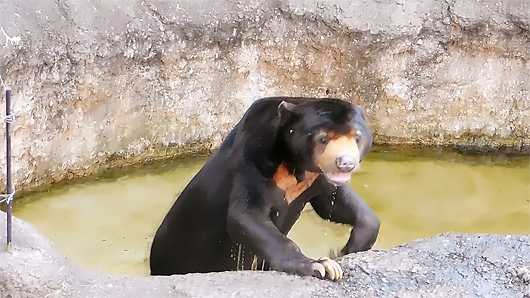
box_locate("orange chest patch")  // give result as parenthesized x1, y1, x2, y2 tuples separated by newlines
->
(272, 164, 319, 204)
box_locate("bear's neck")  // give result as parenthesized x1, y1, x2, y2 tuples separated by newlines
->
(246, 121, 308, 182)
(257, 137, 308, 183)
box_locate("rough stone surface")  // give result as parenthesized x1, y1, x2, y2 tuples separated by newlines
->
(1, 211, 529, 298)
(0, 0, 528, 190)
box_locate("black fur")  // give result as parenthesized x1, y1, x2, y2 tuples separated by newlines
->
(149, 97, 380, 277)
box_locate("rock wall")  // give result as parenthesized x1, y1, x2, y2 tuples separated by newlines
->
(1, 211, 529, 298)
(0, 0, 528, 190)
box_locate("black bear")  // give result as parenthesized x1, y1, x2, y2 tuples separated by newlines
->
(149, 97, 380, 281)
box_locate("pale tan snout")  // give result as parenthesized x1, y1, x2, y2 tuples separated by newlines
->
(315, 135, 361, 185)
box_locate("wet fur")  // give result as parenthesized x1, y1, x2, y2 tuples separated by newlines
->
(149, 97, 380, 278)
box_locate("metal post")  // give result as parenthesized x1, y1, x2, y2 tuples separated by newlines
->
(5, 89, 12, 252)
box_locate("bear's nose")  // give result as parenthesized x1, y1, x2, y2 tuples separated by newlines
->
(336, 155, 356, 172)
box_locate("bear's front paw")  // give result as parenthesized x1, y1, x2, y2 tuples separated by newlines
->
(311, 257, 343, 281)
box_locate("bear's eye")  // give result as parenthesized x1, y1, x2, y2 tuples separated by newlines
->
(355, 130, 362, 141)
(318, 136, 330, 144)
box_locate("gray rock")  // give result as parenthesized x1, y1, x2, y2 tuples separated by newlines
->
(1, 211, 529, 298)
(0, 0, 528, 190)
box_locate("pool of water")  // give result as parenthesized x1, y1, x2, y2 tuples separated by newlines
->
(13, 148, 530, 277)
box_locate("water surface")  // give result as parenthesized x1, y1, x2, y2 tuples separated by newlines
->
(14, 149, 530, 276)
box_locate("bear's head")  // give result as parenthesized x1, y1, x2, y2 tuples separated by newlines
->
(277, 98, 372, 186)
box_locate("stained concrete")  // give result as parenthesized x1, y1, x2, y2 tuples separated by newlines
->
(1, 211, 529, 298)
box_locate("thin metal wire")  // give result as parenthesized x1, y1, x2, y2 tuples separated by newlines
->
(0, 188, 15, 205)
(4, 113, 14, 124)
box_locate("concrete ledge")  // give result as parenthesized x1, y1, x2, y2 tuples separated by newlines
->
(1, 211, 529, 298)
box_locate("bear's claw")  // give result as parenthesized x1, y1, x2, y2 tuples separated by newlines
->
(311, 257, 343, 281)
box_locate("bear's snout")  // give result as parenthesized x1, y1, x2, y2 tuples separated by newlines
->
(335, 154, 357, 173)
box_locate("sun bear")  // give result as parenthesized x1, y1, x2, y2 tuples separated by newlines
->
(149, 97, 380, 281)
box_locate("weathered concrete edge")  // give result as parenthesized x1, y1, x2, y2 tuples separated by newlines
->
(12, 139, 217, 194)
(1, 211, 529, 298)
(9, 137, 529, 198)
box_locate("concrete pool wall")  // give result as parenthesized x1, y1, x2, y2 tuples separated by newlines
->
(0, 0, 529, 190)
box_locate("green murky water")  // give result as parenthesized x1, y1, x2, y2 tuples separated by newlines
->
(13, 148, 530, 277)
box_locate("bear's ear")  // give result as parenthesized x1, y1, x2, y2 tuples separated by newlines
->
(278, 101, 297, 116)
(278, 101, 300, 128)
(278, 101, 298, 126)
(355, 105, 367, 121)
